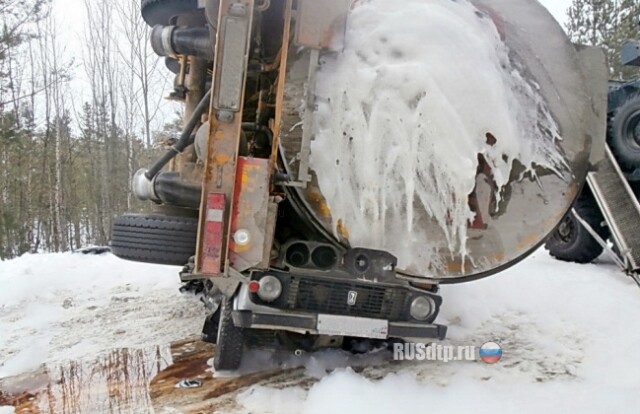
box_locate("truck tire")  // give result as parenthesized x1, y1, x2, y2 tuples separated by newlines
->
(141, 0, 199, 26)
(213, 298, 244, 371)
(545, 198, 609, 264)
(609, 95, 640, 172)
(111, 214, 198, 266)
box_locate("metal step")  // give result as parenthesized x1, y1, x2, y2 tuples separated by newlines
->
(587, 144, 640, 280)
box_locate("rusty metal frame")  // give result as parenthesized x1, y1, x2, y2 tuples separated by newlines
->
(228, 157, 272, 272)
(294, 0, 351, 50)
(294, 48, 318, 186)
(269, 0, 293, 170)
(195, 0, 256, 276)
(277, 0, 351, 187)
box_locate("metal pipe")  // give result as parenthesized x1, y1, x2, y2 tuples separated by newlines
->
(133, 170, 202, 209)
(185, 57, 209, 126)
(154, 172, 202, 208)
(145, 89, 212, 180)
(151, 25, 215, 61)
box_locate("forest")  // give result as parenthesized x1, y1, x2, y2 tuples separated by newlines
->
(0, 0, 178, 259)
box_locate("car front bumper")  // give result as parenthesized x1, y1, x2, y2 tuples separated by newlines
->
(232, 309, 447, 341)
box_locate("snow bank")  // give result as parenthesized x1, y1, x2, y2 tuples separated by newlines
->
(240, 366, 637, 414)
(237, 252, 640, 413)
(0, 253, 204, 379)
(310, 0, 567, 271)
(0, 252, 178, 307)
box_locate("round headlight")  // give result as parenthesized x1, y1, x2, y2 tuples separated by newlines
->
(257, 275, 283, 303)
(410, 296, 434, 321)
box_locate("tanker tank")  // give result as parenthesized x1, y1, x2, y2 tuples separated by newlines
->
(278, 0, 608, 283)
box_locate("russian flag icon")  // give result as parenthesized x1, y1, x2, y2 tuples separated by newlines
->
(479, 342, 503, 364)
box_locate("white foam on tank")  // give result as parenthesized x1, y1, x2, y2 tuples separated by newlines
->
(309, 0, 569, 271)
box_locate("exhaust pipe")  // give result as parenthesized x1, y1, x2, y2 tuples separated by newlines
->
(151, 25, 214, 61)
(133, 169, 201, 209)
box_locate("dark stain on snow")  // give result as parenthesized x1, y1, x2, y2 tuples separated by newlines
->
(0, 338, 284, 414)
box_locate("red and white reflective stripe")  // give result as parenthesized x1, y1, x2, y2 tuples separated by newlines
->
(201, 193, 226, 275)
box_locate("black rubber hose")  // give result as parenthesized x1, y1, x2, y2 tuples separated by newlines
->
(145, 89, 212, 180)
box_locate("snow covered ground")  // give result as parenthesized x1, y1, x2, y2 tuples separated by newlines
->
(1, 250, 639, 413)
(0, 252, 205, 380)
(237, 251, 640, 413)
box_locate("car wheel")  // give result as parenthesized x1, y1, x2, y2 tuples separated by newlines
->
(213, 297, 244, 371)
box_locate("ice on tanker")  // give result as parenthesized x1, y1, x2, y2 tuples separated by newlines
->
(308, 0, 571, 276)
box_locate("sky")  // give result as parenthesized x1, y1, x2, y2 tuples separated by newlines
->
(540, 0, 572, 27)
(50, 0, 573, 61)
(51, 0, 572, 33)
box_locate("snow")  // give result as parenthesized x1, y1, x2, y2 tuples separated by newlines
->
(0, 252, 205, 379)
(310, 0, 568, 273)
(240, 367, 637, 414)
(1, 250, 640, 413)
(213, 346, 391, 380)
(237, 251, 640, 413)
(0, 407, 15, 414)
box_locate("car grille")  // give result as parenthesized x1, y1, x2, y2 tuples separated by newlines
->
(277, 276, 409, 321)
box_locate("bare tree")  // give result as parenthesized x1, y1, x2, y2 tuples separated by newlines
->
(113, 0, 165, 148)
(83, 0, 118, 243)
(49, 12, 70, 251)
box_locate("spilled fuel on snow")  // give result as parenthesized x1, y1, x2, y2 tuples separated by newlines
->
(0, 338, 393, 413)
(0, 339, 287, 414)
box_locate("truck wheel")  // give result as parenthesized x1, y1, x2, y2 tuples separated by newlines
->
(545, 198, 609, 264)
(609, 96, 640, 171)
(111, 214, 198, 266)
(141, 0, 199, 26)
(214, 298, 244, 371)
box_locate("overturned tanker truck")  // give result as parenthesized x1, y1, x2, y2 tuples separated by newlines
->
(111, 0, 608, 370)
